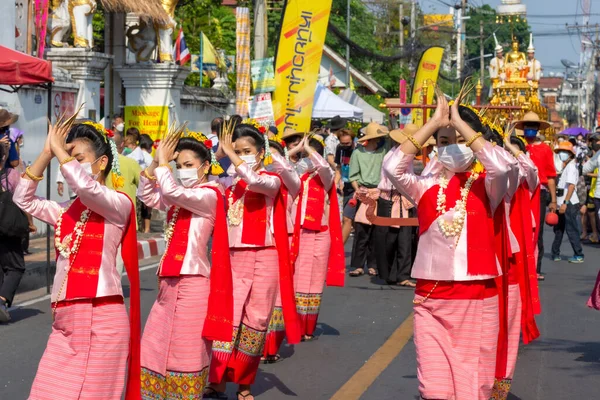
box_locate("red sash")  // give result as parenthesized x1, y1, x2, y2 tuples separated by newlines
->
(493, 204, 509, 379)
(201, 186, 234, 342)
(159, 207, 192, 277)
(56, 198, 104, 299)
(509, 184, 541, 344)
(226, 179, 268, 246)
(417, 172, 497, 277)
(291, 172, 345, 287)
(529, 184, 542, 315)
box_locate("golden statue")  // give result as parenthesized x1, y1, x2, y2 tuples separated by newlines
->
(48, 0, 97, 49)
(505, 38, 527, 66)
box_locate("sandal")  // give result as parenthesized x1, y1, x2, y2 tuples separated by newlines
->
(368, 268, 378, 276)
(537, 274, 545, 281)
(261, 354, 283, 364)
(590, 234, 599, 243)
(349, 268, 364, 277)
(237, 391, 254, 400)
(203, 388, 228, 399)
(397, 280, 416, 288)
(301, 334, 318, 342)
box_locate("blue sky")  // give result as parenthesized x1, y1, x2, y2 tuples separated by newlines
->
(419, 0, 598, 74)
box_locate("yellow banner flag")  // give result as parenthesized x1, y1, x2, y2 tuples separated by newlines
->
(124, 106, 169, 141)
(411, 47, 445, 127)
(272, 0, 333, 132)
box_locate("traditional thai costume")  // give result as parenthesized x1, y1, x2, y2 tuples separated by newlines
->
(209, 162, 300, 385)
(263, 153, 300, 359)
(383, 142, 518, 400)
(137, 166, 233, 400)
(290, 151, 345, 337)
(13, 160, 141, 400)
(491, 152, 541, 400)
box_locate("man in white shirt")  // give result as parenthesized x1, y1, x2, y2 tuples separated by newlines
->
(552, 141, 584, 263)
(56, 169, 76, 199)
(324, 115, 346, 169)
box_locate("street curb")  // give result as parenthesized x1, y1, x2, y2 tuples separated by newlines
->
(137, 237, 166, 260)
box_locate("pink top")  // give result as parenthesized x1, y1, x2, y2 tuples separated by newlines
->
(383, 142, 519, 281)
(271, 153, 301, 234)
(420, 157, 443, 177)
(138, 166, 220, 277)
(1, 168, 20, 192)
(13, 160, 130, 302)
(299, 152, 335, 227)
(377, 150, 409, 219)
(226, 162, 281, 248)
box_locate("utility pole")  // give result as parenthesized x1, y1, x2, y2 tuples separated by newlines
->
(410, 0, 416, 39)
(457, 0, 467, 81)
(399, 1, 404, 68)
(480, 20, 484, 82)
(254, 0, 267, 59)
(346, 0, 351, 87)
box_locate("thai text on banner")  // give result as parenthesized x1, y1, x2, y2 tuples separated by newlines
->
(124, 106, 169, 141)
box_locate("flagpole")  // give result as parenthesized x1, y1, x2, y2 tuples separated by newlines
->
(199, 32, 204, 88)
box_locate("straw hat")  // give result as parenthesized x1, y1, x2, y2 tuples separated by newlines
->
(0, 109, 18, 128)
(358, 122, 389, 142)
(281, 127, 305, 140)
(554, 141, 575, 155)
(513, 111, 551, 131)
(389, 123, 419, 145)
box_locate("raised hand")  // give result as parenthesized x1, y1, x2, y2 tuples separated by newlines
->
(157, 133, 179, 165)
(288, 135, 307, 157)
(432, 86, 450, 128)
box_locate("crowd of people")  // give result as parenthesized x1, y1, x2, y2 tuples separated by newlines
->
(2, 81, 600, 400)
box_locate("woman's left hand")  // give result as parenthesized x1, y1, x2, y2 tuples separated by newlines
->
(157, 133, 179, 165)
(304, 134, 314, 155)
(48, 121, 74, 158)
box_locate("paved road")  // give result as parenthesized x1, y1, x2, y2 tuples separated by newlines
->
(1, 231, 600, 399)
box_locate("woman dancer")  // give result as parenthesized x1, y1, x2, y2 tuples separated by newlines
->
(13, 119, 141, 400)
(383, 88, 518, 400)
(262, 139, 301, 363)
(206, 124, 299, 400)
(138, 129, 233, 400)
(290, 134, 345, 341)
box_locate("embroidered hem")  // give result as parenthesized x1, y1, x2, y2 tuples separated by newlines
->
(141, 367, 208, 400)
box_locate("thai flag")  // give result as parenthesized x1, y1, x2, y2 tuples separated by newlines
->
(175, 28, 191, 65)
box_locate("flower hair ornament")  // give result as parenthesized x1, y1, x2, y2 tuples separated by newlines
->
(81, 120, 124, 189)
(183, 128, 224, 176)
(271, 133, 289, 161)
(242, 117, 272, 166)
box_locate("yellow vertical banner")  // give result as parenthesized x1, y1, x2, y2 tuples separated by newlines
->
(272, 0, 333, 133)
(411, 47, 445, 127)
(124, 106, 169, 142)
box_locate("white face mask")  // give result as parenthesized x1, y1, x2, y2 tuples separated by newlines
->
(558, 152, 571, 162)
(80, 158, 101, 181)
(240, 154, 258, 169)
(296, 157, 314, 174)
(116, 123, 124, 132)
(437, 144, 475, 173)
(177, 167, 200, 188)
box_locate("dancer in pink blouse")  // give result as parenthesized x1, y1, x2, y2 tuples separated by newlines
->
(206, 124, 299, 400)
(383, 89, 518, 400)
(138, 130, 233, 400)
(13, 120, 141, 400)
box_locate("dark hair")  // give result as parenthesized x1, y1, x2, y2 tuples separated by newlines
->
(230, 115, 244, 126)
(510, 136, 527, 153)
(67, 124, 114, 180)
(268, 140, 285, 156)
(483, 126, 504, 147)
(211, 117, 223, 134)
(309, 138, 325, 155)
(232, 124, 265, 150)
(457, 106, 486, 134)
(283, 134, 302, 145)
(126, 127, 141, 143)
(175, 137, 210, 163)
(139, 134, 154, 152)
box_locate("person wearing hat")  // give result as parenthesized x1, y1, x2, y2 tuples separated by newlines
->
(489, 33, 505, 81)
(325, 115, 347, 169)
(281, 127, 305, 165)
(371, 125, 418, 287)
(582, 134, 600, 242)
(527, 34, 542, 82)
(348, 122, 389, 277)
(0, 110, 20, 169)
(514, 111, 557, 277)
(551, 141, 584, 263)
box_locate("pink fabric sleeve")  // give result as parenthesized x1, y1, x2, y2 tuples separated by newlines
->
(137, 172, 168, 211)
(272, 153, 301, 198)
(382, 146, 436, 205)
(12, 177, 63, 226)
(475, 142, 519, 212)
(61, 160, 130, 228)
(155, 167, 217, 219)
(4, 168, 20, 192)
(236, 163, 281, 198)
(517, 153, 540, 196)
(309, 151, 334, 191)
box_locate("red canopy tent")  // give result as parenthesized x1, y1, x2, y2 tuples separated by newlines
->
(0, 45, 54, 294)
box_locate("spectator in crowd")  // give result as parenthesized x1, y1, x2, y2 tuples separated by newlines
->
(325, 115, 346, 169)
(138, 134, 155, 233)
(582, 134, 600, 242)
(125, 127, 153, 169)
(333, 129, 356, 243)
(109, 128, 142, 217)
(282, 128, 304, 165)
(515, 112, 557, 279)
(348, 122, 389, 277)
(0, 110, 20, 169)
(552, 141, 584, 263)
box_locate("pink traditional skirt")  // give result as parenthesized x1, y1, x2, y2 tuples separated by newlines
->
(141, 275, 210, 400)
(263, 293, 285, 358)
(209, 247, 279, 385)
(490, 283, 522, 400)
(29, 299, 129, 400)
(414, 280, 499, 400)
(294, 228, 331, 337)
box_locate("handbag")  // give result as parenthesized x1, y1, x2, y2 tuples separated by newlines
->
(0, 171, 29, 238)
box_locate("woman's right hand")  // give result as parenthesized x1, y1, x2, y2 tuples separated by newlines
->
(431, 87, 450, 129)
(220, 130, 235, 157)
(288, 135, 307, 157)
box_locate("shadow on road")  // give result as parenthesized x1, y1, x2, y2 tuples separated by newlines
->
(253, 370, 298, 397)
(5, 307, 44, 324)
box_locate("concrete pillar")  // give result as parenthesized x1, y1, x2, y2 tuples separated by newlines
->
(0, 1, 17, 49)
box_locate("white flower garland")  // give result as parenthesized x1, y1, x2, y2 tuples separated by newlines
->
(436, 170, 479, 241)
(55, 208, 91, 260)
